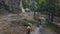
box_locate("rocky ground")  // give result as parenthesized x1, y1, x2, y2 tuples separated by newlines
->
(0, 14, 59, 34)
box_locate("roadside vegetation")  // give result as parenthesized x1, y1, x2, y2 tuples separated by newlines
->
(46, 23, 60, 34)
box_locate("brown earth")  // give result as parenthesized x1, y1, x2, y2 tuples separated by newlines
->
(0, 23, 26, 34)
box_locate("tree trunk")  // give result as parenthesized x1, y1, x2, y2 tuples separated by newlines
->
(19, 0, 25, 13)
(47, 0, 55, 24)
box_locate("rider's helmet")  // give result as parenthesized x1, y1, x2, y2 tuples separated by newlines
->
(27, 26, 31, 29)
(26, 25, 31, 32)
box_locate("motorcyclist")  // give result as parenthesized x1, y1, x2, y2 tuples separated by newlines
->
(26, 25, 32, 34)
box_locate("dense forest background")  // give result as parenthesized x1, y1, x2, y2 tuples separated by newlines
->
(0, 0, 60, 17)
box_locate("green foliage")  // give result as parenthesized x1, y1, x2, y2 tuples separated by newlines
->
(22, 0, 33, 8)
(22, 0, 47, 12)
(35, 0, 47, 12)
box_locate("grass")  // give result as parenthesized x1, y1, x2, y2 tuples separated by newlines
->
(46, 23, 60, 34)
(19, 19, 38, 27)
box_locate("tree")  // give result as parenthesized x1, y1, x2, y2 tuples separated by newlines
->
(17, 0, 26, 16)
(46, 0, 55, 23)
(54, 0, 60, 17)
(19, 0, 25, 13)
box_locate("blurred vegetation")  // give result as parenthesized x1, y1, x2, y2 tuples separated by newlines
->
(0, 0, 60, 17)
(14, 18, 40, 27)
(46, 23, 60, 34)
(20, 19, 38, 25)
